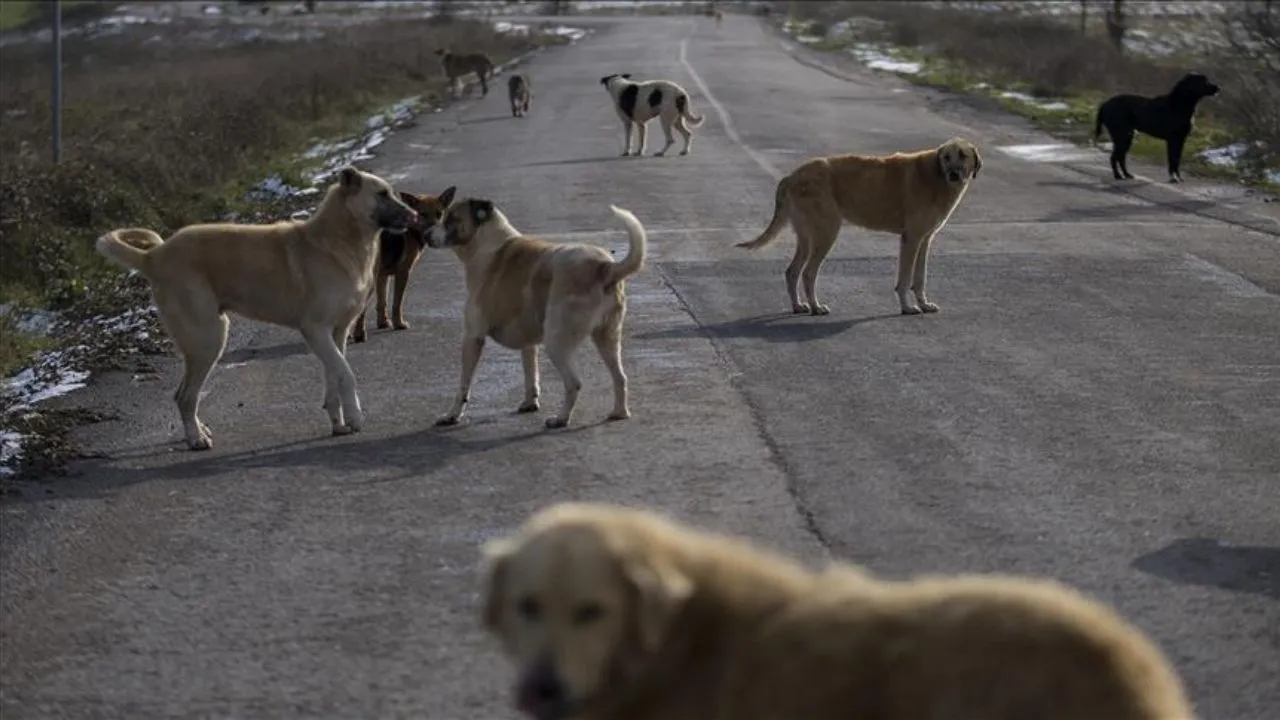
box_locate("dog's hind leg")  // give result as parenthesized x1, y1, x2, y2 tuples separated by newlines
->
(896, 232, 930, 315)
(543, 308, 593, 429)
(795, 215, 840, 316)
(785, 240, 812, 314)
(910, 229, 942, 313)
(302, 322, 363, 435)
(159, 296, 227, 451)
(674, 115, 693, 156)
(1112, 132, 1136, 180)
(391, 265, 413, 330)
(517, 346, 541, 414)
(592, 318, 630, 421)
(634, 121, 649, 157)
(437, 335, 486, 426)
(375, 273, 393, 330)
(654, 116, 676, 157)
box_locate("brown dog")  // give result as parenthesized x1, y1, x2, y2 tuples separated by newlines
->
(426, 200, 646, 429)
(436, 48, 495, 98)
(481, 502, 1196, 720)
(95, 167, 417, 450)
(738, 137, 982, 316)
(508, 73, 532, 118)
(350, 186, 456, 343)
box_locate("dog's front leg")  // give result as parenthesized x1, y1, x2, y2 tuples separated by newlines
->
(896, 232, 927, 315)
(1166, 136, 1186, 183)
(437, 335, 486, 427)
(302, 323, 363, 434)
(635, 120, 648, 156)
(910, 230, 941, 313)
(517, 345, 540, 413)
(621, 121, 634, 156)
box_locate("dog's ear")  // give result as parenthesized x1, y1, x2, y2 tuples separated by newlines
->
(438, 186, 458, 207)
(600, 74, 616, 85)
(624, 554, 693, 652)
(479, 537, 515, 632)
(338, 166, 362, 191)
(397, 190, 421, 209)
(471, 199, 496, 225)
(935, 146, 948, 178)
(621, 73, 632, 79)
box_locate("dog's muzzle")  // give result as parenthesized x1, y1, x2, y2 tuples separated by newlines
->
(427, 225, 450, 248)
(381, 209, 418, 234)
(515, 660, 572, 720)
(947, 170, 962, 183)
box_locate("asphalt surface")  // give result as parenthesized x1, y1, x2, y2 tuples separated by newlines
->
(3, 13, 1279, 720)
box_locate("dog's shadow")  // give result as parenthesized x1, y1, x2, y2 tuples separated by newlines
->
(1132, 537, 1280, 600)
(221, 341, 310, 365)
(636, 312, 897, 344)
(460, 115, 518, 126)
(514, 155, 639, 170)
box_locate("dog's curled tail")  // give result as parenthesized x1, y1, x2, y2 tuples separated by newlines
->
(676, 93, 705, 127)
(95, 228, 165, 275)
(606, 204, 647, 284)
(736, 176, 791, 251)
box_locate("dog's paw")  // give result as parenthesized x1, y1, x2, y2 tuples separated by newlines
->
(900, 305, 924, 316)
(1123, 173, 1136, 180)
(331, 424, 356, 437)
(606, 409, 631, 422)
(919, 301, 940, 313)
(435, 415, 461, 428)
(679, 149, 690, 156)
(791, 303, 811, 314)
(187, 436, 213, 451)
(393, 321, 411, 331)
(376, 318, 391, 330)
(809, 304, 831, 316)
(545, 417, 570, 430)
(621, 151, 632, 157)
(516, 399, 540, 414)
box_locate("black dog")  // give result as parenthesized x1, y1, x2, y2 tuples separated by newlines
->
(1094, 72, 1220, 183)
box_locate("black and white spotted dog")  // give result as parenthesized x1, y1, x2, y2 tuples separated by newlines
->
(599, 73, 706, 157)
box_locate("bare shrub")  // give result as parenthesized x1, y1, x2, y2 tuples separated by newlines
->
(1216, 2, 1280, 175)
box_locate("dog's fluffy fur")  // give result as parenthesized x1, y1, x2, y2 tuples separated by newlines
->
(481, 502, 1196, 720)
(508, 73, 532, 118)
(599, 74, 705, 157)
(350, 187, 456, 343)
(738, 138, 982, 316)
(426, 200, 646, 429)
(437, 48, 495, 98)
(95, 167, 417, 450)
(1094, 72, 1220, 183)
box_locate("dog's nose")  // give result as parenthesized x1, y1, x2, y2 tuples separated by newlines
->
(948, 171, 961, 182)
(516, 662, 566, 717)
(407, 210, 419, 224)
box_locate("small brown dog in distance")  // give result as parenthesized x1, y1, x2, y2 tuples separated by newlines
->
(508, 73, 532, 118)
(739, 138, 982, 316)
(481, 502, 1196, 720)
(351, 186, 456, 343)
(436, 48, 495, 99)
(426, 200, 646, 429)
(95, 167, 417, 450)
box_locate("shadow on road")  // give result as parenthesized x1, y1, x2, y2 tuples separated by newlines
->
(635, 312, 898, 344)
(221, 341, 311, 365)
(514, 155, 634, 169)
(1131, 538, 1280, 600)
(459, 115, 517, 126)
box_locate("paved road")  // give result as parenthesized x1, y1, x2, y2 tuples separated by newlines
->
(3, 13, 1278, 720)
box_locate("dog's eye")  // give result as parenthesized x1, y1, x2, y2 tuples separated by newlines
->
(517, 596, 541, 621)
(572, 602, 604, 625)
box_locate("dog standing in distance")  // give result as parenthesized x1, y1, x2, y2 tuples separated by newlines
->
(95, 167, 418, 450)
(480, 501, 1196, 720)
(426, 199, 647, 429)
(1094, 71, 1220, 183)
(739, 138, 982, 316)
(350, 186, 456, 343)
(436, 48, 495, 98)
(599, 73, 705, 157)
(508, 73, 532, 118)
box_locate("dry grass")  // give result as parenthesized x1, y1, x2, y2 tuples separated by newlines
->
(784, 1, 1279, 183)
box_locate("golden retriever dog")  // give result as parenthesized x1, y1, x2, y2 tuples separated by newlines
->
(480, 502, 1196, 720)
(350, 186, 456, 343)
(599, 74, 705, 157)
(508, 73, 532, 118)
(738, 138, 983, 316)
(95, 167, 418, 450)
(426, 199, 646, 429)
(436, 48, 495, 99)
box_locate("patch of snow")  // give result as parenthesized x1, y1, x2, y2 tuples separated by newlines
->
(544, 25, 588, 42)
(796, 35, 824, 45)
(999, 90, 1070, 112)
(848, 44, 922, 75)
(1201, 142, 1251, 168)
(494, 21, 531, 36)
(997, 143, 1100, 163)
(0, 430, 23, 478)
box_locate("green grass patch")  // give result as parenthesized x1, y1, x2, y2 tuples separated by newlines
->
(0, 1, 115, 32)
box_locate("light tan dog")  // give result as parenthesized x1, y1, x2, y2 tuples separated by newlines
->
(436, 48, 495, 98)
(94, 167, 418, 450)
(738, 137, 982, 316)
(426, 199, 646, 429)
(481, 502, 1196, 720)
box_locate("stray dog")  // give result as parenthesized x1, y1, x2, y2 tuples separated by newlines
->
(95, 167, 417, 450)
(426, 199, 646, 429)
(599, 74, 705, 157)
(508, 73, 532, 118)
(436, 48, 495, 98)
(350, 186, 456, 343)
(738, 138, 982, 316)
(1094, 72, 1220, 183)
(481, 502, 1196, 720)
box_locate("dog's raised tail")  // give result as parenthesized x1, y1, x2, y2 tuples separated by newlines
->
(606, 204, 647, 284)
(676, 93, 705, 127)
(737, 176, 791, 251)
(95, 228, 165, 275)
